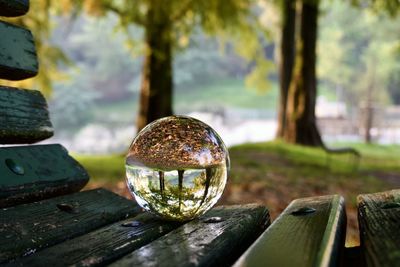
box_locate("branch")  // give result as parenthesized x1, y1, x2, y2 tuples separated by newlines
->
(102, 2, 145, 26)
(170, 0, 194, 22)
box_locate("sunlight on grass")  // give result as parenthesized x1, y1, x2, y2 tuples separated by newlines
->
(75, 141, 399, 247)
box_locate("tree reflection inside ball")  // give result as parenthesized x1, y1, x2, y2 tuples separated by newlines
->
(125, 116, 229, 221)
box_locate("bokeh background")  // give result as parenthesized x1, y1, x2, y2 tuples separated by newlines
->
(3, 0, 400, 246)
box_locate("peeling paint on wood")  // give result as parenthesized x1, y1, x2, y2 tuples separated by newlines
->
(233, 195, 346, 267)
(0, 144, 89, 207)
(8, 213, 181, 266)
(358, 189, 400, 267)
(0, 86, 53, 144)
(110, 204, 270, 267)
(0, 20, 38, 80)
(0, 189, 141, 263)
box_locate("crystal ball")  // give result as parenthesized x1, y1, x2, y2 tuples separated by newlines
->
(125, 115, 229, 221)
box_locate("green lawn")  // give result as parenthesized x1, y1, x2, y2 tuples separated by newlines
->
(175, 79, 278, 110)
(89, 79, 279, 123)
(75, 141, 399, 246)
(88, 78, 340, 124)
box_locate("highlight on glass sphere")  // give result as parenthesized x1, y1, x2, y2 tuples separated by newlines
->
(125, 115, 229, 221)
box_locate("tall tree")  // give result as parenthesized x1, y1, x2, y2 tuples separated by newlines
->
(276, 0, 296, 138)
(7, 0, 268, 132)
(137, 2, 173, 130)
(133, 0, 268, 131)
(278, 0, 323, 146)
(69, 0, 265, 131)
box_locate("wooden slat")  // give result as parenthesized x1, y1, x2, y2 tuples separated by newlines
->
(9, 213, 182, 266)
(0, 86, 53, 144)
(0, 0, 29, 17)
(0, 21, 38, 80)
(110, 204, 270, 267)
(234, 195, 346, 267)
(0, 189, 141, 263)
(358, 189, 400, 267)
(0, 144, 89, 208)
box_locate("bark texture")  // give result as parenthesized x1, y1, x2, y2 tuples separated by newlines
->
(282, 0, 323, 146)
(276, 0, 296, 138)
(137, 2, 173, 132)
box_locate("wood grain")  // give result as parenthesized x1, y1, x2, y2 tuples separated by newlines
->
(0, 189, 141, 263)
(0, 144, 89, 207)
(234, 195, 346, 267)
(0, 86, 53, 144)
(8, 213, 182, 266)
(0, 0, 29, 17)
(0, 21, 38, 80)
(358, 189, 400, 267)
(110, 204, 270, 267)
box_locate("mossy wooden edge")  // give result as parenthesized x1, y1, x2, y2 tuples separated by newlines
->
(0, 0, 29, 17)
(233, 195, 346, 267)
(110, 204, 270, 267)
(0, 21, 38, 80)
(358, 189, 400, 267)
(8, 213, 182, 266)
(0, 144, 89, 208)
(0, 86, 53, 144)
(0, 188, 141, 263)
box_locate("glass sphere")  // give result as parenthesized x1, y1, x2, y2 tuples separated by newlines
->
(125, 115, 229, 221)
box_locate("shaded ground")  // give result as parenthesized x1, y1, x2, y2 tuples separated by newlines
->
(79, 141, 400, 246)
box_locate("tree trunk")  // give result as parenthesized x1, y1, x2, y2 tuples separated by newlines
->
(276, 0, 296, 138)
(137, 3, 173, 132)
(364, 65, 376, 144)
(283, 0, 323, 146)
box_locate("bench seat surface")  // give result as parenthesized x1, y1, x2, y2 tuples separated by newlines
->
(358, 189, 400, 267)
(1, 190, 270, 267)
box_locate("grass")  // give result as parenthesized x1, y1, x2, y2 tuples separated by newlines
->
(87, 79, 339, 124)
(88, 79, 279, 123)
(74, 153, 126, 182)
(175, 79, 278, 110)
(75, 141, 399, 246)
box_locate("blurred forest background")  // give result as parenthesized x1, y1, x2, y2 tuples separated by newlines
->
(2, 0, 400, 245)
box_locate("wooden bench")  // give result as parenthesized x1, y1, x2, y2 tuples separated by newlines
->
(1, 1, 399, 266)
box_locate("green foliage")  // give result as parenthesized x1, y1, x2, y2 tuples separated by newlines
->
(173, 32, 247, 88)
(318, 0, 400, 106)
(231, 141, 400, 174)
(56, 14, 142, 101)
(76, 140, 400, 186)
(74, 153, 125, 181)
(12, 0, 274, 96)
(350, 0, 400, 17)
(2, 0, 71, 97)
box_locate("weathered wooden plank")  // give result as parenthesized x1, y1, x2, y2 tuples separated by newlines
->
(234, 195, 346, 267)
(110, 204, 270, 267)
(0, 189, 141, 263)
(8, 213, 182, 266)
(358, 189, 400, 267)
(0, 21, 38, 80)
(0, 144, 89, 207)
(0, 0, 29, 17)
(0, 86, 53, 144)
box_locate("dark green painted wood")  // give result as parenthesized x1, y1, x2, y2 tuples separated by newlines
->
(234, 195, 346, 267)
(0, 189, 141, 263)
(0, 86, 53, 144)
(0, 144, 89, 208)
(0, 21, 38, 80)
(110, 204, 270, 267)
(8, 213, 182, 266)
(0, 0, 29, 17)
(358, 189, 400, 267)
